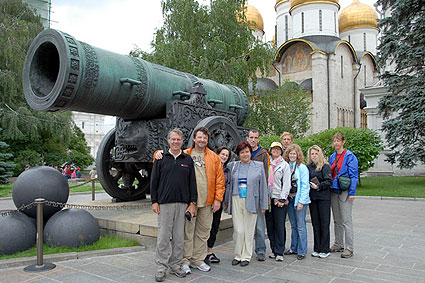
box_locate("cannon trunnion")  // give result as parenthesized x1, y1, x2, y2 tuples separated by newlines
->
(23, 29, 249, 201)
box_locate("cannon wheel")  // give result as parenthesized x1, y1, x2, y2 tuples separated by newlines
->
(188, 116, 242, 151)
(96, 129, 151, 201)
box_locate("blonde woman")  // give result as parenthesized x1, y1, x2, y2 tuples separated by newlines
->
(283, 144, 310, 260)
(307, 145, 333, 258)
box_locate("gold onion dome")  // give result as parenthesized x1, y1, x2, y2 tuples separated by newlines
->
(339, 0, 378, 33)
(245, 4, 264, 31)
(276, 0, 289, 6)
(290, 0, 339, 11)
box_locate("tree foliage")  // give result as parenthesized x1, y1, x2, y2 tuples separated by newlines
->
(376, 0, 425, 169)
(0, 137, 15, 184)
(0, 0, 93, 175)
(130, 0, 274, 93)
(244, 81, 312, 137)
(260, 127, 383, 175)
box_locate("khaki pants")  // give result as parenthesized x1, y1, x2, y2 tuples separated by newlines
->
(331, 190, 354, 251)
(182, 205, 213, 266)
(156, 203, 186, 272)
(232, 196, 257, 262)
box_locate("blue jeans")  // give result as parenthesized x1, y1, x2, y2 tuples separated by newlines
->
(287, 197, 308, 255)
(254, 211, 266, 255)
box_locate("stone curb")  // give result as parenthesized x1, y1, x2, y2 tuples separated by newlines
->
(0, 245, 146, 269)
(356, 196, 425, 201)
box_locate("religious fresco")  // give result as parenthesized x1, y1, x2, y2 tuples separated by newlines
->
(280, 43, 312, 74)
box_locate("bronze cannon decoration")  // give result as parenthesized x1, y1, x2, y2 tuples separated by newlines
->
(23, 29, 249, 201)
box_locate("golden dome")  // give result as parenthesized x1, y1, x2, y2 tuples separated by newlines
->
(290, 0, 339, 11)
(276, 0, 289, 6)
(246, 4, 264, 31)
(339, 0, 378, 33)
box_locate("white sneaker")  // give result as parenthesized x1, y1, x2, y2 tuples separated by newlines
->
(311, 251, 319, 257)
(319, 252, 330, 258)
(181, 264, 191, 274)
(193, 262, 210, 272)
(275, 255, 284, 261)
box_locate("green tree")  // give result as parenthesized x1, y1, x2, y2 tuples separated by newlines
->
(244, 81, 312, 137)
(0, 138, 15, 184)
(130, 0, 274, 93)
(68, 125, 95, 169)
(376, 0, 425, 169)
(280, 127, 383, 175)
(0, 0, 93, 175)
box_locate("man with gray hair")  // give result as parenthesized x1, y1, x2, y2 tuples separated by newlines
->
(150, 128, 197, 282)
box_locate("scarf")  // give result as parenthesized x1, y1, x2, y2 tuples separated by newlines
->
(268, 156, 282, 193)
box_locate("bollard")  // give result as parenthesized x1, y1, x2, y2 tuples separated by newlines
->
(24, 198, 56, 272)
(92, 180, 96, 201)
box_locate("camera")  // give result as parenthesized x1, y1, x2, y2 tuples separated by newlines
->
(185, 211, 192, 221)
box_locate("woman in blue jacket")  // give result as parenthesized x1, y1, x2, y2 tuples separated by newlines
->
(283, 144, 310, 260)
(329, 133, 358, 259)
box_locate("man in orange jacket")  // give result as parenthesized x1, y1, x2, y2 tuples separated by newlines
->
(181, 127, 225, 274)
(153, 127, 225, 274)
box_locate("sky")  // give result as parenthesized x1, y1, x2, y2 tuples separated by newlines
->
(50, 0, 377, 55)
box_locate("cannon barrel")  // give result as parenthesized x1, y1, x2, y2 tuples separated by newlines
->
(23, 29, 249, 125)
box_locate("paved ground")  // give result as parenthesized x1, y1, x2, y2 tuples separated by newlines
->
(1, 197, 425, 282)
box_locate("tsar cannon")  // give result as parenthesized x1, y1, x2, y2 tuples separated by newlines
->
(22, 29, 249, 201)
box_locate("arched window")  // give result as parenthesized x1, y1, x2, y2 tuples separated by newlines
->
(319, 10, 322, 31)
(285, 15, 288, 41)
(341, 56, 344, 78)
(302, 12, 304, 33)
(363, 33, 367, 51)
(348, 35, 351, 43)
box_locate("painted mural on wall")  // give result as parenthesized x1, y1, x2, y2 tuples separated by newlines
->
(281, 43, 312, 74)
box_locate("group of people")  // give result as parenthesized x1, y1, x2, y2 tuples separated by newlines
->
(150, 128, 358, 282)
(61, 165, 81, 179)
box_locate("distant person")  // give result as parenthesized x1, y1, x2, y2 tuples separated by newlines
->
(150, 128, 197, 282)
(307, 145, 333, 258)
(265, 142, 291, 262)
(89, 167, 97, 180)
(76, 168, 82, 179)
(71, 169, 77, 179)
(205, 146, 231, 265)
(64, 165, 72, 179)
(284, 144, 310, 260)
(24, 164, 31, 171)
(329, 133, 358, 259)
(225, 141, 267, 267)
(280, 132, 293, 153)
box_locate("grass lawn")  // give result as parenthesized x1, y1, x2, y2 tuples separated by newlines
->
(0, 235, 139, 260)
(358, 176, 425, 198)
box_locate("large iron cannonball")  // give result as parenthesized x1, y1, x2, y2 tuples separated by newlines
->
(13, 166, 69, 219)
(44, 209, 100, 247)
(0, 212, 36, 255)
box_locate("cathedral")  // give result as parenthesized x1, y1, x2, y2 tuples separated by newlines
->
(246, 0, 379, 134)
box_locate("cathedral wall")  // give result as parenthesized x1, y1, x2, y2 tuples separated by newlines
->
(291, 4, 339, 38)
(340, 28, 378, 55)
(331, 44, 356, 128)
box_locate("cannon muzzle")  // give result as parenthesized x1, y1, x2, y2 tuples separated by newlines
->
(23, 29, 249, 125)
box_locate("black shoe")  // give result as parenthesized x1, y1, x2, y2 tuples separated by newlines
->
(204, 254, 211, 265)
(256, 254, 266, 261)
(297, 254, 305, 260)
(206, 253, 220, 264)
(240, 260, 249, 267)
(284, 249, 296, 255)
(232, 259, 240, 266)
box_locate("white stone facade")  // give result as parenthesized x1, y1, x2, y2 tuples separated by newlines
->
(340, 28, 379, 55)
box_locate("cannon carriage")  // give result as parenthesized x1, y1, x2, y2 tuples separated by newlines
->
(23, 29, 249, 201)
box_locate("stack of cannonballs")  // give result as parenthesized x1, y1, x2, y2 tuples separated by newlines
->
(0, 166, 100, 255)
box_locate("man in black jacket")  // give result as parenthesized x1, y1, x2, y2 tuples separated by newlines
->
(151, 128, 197, 282)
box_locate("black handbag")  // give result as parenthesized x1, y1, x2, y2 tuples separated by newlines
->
(290, 165, 297, 194)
